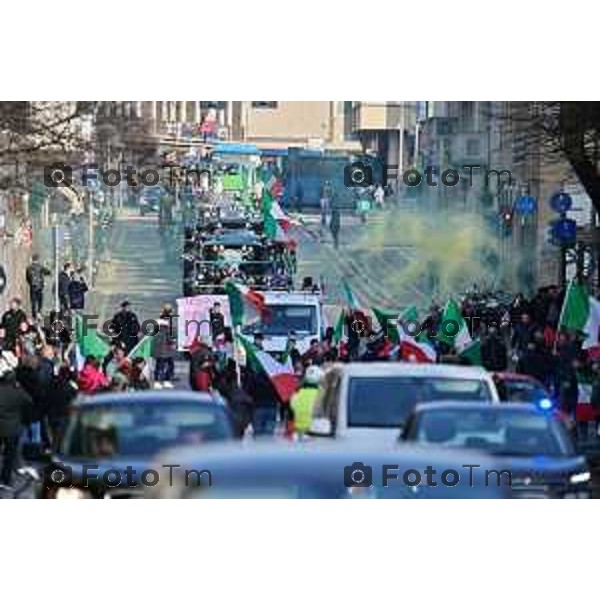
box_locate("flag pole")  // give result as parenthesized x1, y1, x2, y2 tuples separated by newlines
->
(234, 325, 242, 387)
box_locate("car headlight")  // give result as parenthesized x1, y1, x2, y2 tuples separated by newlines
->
(569, 471, 591, 485)
(54, 487, 91, 500)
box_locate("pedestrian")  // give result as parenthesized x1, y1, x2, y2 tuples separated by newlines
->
(110, 300, 141, 354)
(511, 312, 539, 362)
(1, 298, 27, 352)
(247, 365, 280, 436)
(374, 184, 385, 209)
(45, 363, 77, 449)
(217, 363, 253, 438)
(553, 332, 579, 417)
(15, 319, 42, 359)
(153, 304, 176, 388)
(58, 262, 74, 313)
(480, 325, 508, 372)
(25, 254, 51, 319)
(209, 301, 225, 341)
(104, 342, 128, 380)
(130, 357, 151, 390)
(290, 365, 323, 438)
(78, 356, 109, 394)
(189, 335, 214, 392)
(0, 351, 33, 489)
(518, 335, 551, 383)
(68, 268, 88, 312)
(320, 183, 330, 230)
(330, 207, 341, 250)
(285, 332, 302, 367)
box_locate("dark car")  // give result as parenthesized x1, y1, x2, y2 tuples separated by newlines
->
(148, 441, 511, 499)
(36, 392, 235, 499)
(493, 372, 552, 406)
(401, 402, 591, 498)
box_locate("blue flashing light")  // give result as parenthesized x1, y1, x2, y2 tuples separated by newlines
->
(538, 398, 553, 411)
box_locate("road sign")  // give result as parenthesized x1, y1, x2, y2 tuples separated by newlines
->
(550, 192, 573, 213)
(515, 195, 537, 215)
(551, 217, 577, 245)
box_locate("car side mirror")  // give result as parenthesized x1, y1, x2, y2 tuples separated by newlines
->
(309, 418, 333, 437)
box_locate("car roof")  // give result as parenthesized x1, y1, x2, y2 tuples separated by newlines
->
(329, 362, 490, 379)
(492, 372, 539, 383)
(411, 401, 544, 414)
(158, 438, 501, 470)
(73, 391, 218, 407)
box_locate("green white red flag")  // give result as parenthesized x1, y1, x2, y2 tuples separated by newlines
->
(237, 335, 299, 402)
(225, 281, 268, 327)
(397, 306, 436, 363)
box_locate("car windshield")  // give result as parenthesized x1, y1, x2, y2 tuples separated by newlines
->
(347, 376, 493, 428)
(502, 381, 549, 404)
(242, 304, 317, 336)
(62, 401, 232, 459)
(412, 408, 574, 457)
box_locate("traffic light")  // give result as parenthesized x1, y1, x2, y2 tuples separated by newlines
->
(498, 206, 513, 236)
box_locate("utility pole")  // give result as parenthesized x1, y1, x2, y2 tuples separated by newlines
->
(52, 212, 59, 314)
(87, 189, 94, 287)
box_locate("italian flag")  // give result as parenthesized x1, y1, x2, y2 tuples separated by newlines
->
(437, 299, 481, 365)
(237, 335, 299, 402)
(74, 314, 110, 361)
(398, 306, 436, 363)
(372, 306, 400, 343)
(333, 309, 346, 344)
(269, 199, 293, 232)
(558, 281, 600, 350)
(262, 189, 290, 241)
(342, 281, 361, 310)
(225, 281, 268, 327)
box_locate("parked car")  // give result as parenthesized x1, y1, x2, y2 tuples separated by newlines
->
(34, 392, 235, 499)
(401, 402, 591, 498)
(148, 440, 511, 499)
(309, 362, 499, 441)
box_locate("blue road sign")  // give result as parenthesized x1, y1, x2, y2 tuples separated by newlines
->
(550, 192, 572, 213)
(551, 217, 577, 245)
(515, 195, 537, 215)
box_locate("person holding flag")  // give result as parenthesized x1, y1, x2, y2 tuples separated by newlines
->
(237, 335, 299, 436)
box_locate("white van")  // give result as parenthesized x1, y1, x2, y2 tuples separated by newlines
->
(310, 362, 500, 442)
(240, 291, 323, 357)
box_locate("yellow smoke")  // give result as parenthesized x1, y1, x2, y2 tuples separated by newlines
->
(352, 207, 508, 303)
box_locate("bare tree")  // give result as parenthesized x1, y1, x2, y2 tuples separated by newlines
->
(506, 101, 600, 211)
(0, 101, 94, 162)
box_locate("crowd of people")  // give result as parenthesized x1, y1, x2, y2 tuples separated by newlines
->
(3, 265, 600, 487)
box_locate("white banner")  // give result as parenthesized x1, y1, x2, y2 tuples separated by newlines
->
(176, 294, 232, 350)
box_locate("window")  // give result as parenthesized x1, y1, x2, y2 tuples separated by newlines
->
(251, 101, 278, 109)
(466, 138, 480, 156)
